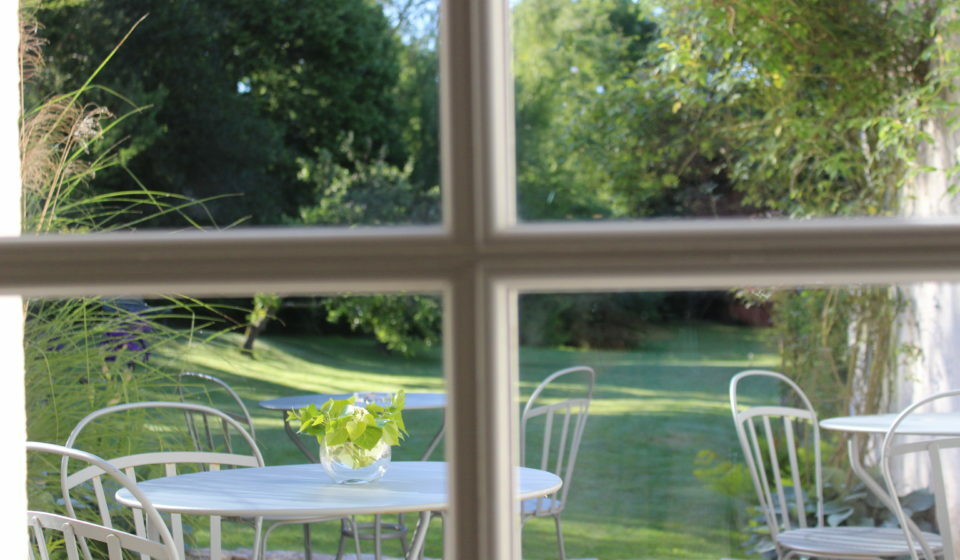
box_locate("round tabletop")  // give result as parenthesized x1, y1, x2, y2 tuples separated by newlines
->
(259, 392, 445, 411)
(116, 461, 560, 518)
(821, 413, 960, 436)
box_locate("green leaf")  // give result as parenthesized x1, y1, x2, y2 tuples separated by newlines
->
(325, 426, 349, 446)
(346, 419, 367, 440)
(382, 422, 400, 445)
(354, 426, 383, 450)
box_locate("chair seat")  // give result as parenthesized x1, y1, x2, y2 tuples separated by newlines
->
(521, 497, 562, 516)
(778, 527, 943, 557)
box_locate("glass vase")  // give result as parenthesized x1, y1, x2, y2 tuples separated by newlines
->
(320, 439, 391, 484)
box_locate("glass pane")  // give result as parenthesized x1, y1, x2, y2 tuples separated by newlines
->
(514, 283, 960, 559)
(21, 0, 440, 231)
(512, 1, 955, 222)
(25, 291, 446, 558)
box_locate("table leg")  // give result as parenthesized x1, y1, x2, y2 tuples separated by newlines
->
(405, 511, 432, 560)
(281, 410, 319, 463)
(419, 412, 445, 461)
(845, 434, 927, 542)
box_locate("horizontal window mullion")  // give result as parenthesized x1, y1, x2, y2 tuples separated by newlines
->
(2, 218, 960, 295)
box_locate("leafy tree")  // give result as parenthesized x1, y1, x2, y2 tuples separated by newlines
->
(33, 0, 408, 227)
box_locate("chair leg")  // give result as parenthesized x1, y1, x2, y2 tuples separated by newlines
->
(251, 517, 263, 560)
(260, 521, 284, 560)
(303, 523, 312, 560)
(335, 519, 347, 560)
(350, 517, 363, 560)
(398, 513, 409, 557)
(553, 515, 566, 560)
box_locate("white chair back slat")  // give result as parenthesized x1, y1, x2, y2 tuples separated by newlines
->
(61, 522, 81, 560)
(165, 462, 177, 477)
(554, 404, 572, 480)
(29, 516, 50, 560)
(220, 418, 235, 453)
(520, 366, 595, 519)
(27, 442, 179, 560)
(761, 415, 791, 531)
(738, 405, 816, 422)
(881, 389, 960, 560)
(66, 451, 260, 489)
(104, 533, 123, 560)
(783, 417, 807, 528)
(91, 475, 112, 528)
(132, 504, 146, 538)
(561, 400, 590, 507)
(743, 416, 778, 534)
(540, 408, 554, 472)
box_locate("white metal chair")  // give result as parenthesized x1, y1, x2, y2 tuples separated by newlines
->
(63, 401, 265, 560)
(178, 370, 257, 441)
(520, 365, 595, 560)
(880, 390, 957, 560)
(27, 440, 180, 560)
(177, 372, 351, 560)
(730, 369, 936, 560)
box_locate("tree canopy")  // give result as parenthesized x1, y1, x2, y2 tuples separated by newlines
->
(32, 0, 413, 227)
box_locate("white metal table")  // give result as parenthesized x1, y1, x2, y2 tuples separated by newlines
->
(820, 413, 960, 514)
(116, 461, 561, 560)
(259, 392, 446, 462)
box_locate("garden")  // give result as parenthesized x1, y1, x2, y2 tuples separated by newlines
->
(21, 0, 960, 559)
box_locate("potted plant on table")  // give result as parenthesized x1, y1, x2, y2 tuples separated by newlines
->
(288, 391, 407, 484)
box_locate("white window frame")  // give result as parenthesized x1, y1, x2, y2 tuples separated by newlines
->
(5, 1, 960, 558)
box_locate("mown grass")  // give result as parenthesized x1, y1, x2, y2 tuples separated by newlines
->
(154, 322, 779, 559)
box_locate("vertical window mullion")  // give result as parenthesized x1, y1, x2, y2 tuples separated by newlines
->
(441, 0, 518, 557)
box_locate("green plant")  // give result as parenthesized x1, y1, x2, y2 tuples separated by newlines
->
(288, 391, 408, 468)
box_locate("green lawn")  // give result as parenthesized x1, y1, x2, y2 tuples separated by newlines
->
(155, 322, 779, 559)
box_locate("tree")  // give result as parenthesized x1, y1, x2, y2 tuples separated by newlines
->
(33, 0, 408, 227)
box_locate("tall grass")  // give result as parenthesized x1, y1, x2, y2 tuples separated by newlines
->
(19, 9, 240, 521)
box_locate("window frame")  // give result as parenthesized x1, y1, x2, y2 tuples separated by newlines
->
(6, 1, 960, 558)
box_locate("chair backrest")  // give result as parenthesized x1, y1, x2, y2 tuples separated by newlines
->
(520, 366, 595, 516)
(27, 441, 180, 560)
(881, 389, 960, 560)
(729, 370, 824, 544)
(62, 401, 264, 559)
(178, 371, 256, 444)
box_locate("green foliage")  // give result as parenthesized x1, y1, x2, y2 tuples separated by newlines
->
(32, 0, 409, 227)
(288, 391, 407, 467)
(291, 134, 439, 226)
(324, 295, 441, 357)
(519, 293, 667, 349)
(651, 0, 951, 217)
(765, 287, 915, 428)
(692, 449, 752, 500)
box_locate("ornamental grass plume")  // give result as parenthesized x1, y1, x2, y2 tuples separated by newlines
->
(19, 11, 239, 538)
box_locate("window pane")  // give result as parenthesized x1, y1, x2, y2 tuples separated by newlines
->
(25, 292, 446, 558)
(512, 0, 954, 222)
(23, 0, 440, 231)
(515, 283, 960, 559)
